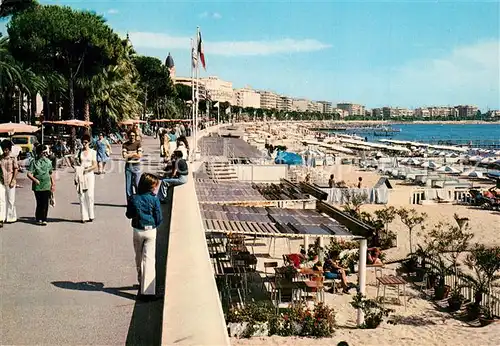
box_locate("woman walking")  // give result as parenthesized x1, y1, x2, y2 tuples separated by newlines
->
(96, 133, 112, 174)
(0, 140, 19, 226)
(27, 145, 55, 226)
(126, 173, 163, 300)
(75, 134, 97, 223)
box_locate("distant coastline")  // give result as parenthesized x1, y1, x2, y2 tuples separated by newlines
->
(311, 120, 500, 125)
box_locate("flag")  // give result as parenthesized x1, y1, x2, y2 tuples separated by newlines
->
(191, 45, 198, 69)
(197, 30, 206, 70)
(214, 101, 220, 108)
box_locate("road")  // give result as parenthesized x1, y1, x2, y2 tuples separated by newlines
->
(0, 137, 168, 345)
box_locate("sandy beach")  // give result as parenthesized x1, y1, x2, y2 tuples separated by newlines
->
(232, 125, 500, 345)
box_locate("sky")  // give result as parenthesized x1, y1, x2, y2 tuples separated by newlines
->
(1, 0, 499, 110)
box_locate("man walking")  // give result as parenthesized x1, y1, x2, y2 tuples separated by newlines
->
(122, 130, 143, 199)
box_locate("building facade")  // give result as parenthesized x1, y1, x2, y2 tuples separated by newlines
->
(292, 98, 309, 112)
(201, 76, 234, 104)
(258, 91, 279, 110)
(455, 105, 479, 118)
(234, 88, 261, 109)
(336, 103, 365, 116)
(279, 96, 293, 112)
(317, 101, 332, 114)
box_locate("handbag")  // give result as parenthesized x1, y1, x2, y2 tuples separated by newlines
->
(49, 192, 56, 207)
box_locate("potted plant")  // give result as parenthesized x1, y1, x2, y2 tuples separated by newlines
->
(428, 255, 452, 300)
(448, 287, 464, 311)
(479, 306, 496, 327)
(459, 245, 500, 320)
(350, 293, 394, 329)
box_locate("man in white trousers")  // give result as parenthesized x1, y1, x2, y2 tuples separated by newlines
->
(0, 140, 19, 227)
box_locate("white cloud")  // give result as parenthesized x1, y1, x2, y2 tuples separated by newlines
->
(128, 32, 331, 56)
(199, 11, 222, 19)
(107, 9, 119, 14)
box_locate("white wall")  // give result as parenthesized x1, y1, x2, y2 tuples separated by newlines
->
(234, 164, 288, 182)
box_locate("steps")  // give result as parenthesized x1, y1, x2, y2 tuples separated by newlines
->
(205, 161, 238, 181)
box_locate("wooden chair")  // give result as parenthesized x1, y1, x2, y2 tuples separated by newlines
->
(262, 261, 279, 291)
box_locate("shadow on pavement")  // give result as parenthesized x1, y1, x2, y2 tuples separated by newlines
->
(18, 216, 82, 225)
(51, 281, 137, 301)
(70, 202, 127, 208)
(125, 186, 174, 346)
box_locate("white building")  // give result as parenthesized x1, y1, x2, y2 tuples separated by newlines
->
(234, 88, 261, 109)
(292, 98, 309, 112)
(258, 91, 279, 110)
(201, 76, 234, 104)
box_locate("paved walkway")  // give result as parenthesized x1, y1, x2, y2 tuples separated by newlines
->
(1, 137, 167, 345)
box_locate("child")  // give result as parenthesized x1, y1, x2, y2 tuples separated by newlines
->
(126, 172, 163, 300)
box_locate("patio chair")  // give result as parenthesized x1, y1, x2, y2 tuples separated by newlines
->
(262, 261, 278, 291)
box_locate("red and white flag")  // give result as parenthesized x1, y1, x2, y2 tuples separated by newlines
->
(197, 31, 206, 70)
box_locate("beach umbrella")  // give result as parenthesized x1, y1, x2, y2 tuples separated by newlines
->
(480, 157, 495, 164)
(421, 161, 439, 169)
(437, 165, 461, 174)
(0, 122, 39, 134)
(468, 155, 482, 162)
(467, 171, 485, 179)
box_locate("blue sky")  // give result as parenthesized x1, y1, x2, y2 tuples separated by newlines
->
(2, 0, 500, 110)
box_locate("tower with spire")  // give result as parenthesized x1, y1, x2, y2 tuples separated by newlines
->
(165, 52, 176, 82)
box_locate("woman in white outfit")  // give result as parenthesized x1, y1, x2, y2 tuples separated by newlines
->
(74, 134, 97, 223)
(0, 140, 19, 227)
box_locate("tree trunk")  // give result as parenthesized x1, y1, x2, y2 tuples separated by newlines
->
(84, 100, 90, 136)
(68, 75, 75, 120)
(143, 90, 148, 120)
(68, 74, 76, 150)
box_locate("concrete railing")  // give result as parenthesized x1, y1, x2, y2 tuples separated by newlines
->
(161, 125, 230, 346)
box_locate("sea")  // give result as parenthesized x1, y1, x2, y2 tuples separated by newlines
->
(345, 123, 500, 148)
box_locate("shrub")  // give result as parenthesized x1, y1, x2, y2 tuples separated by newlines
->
(350, 293, 393, 329)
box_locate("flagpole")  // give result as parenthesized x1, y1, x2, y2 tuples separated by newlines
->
(190, 38, 195, 151)
(217, 104, 220, 125)
(194, 26, 200, 160)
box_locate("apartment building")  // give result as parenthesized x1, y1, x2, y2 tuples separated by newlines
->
(279, 96, 293, 112)
(234, 88, 261, 109)
(455, 105, 479, 118)
(331, 108, 349, 119)
(337, 103, 365, 116)
(258, 91, 279, 110)
(292, 98, 309, 112)
(317, 101, 332, 114)
(201, 76, 234, 104)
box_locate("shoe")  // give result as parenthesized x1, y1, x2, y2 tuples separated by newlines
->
(36, 220, 43, 226)
(42, 221, 47, 226)
(82, 220, 88, 224)
(89, 219, 94, 222)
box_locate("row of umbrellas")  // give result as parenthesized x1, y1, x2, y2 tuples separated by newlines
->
(0, 118, 153, 135)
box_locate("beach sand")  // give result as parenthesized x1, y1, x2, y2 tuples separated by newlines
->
(230, 160, 500, 346)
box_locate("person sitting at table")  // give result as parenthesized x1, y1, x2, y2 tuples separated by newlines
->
(301, 255, 320, 269)
(324, 251, 351, 294)
(286, 250, 306, 268)
(367, 247, 383, 265)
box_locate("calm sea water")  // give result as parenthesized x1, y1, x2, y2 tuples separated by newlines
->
(358, 123, 500, 145)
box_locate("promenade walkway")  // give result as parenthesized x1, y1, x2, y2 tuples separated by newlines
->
(1, 137, 167, 345)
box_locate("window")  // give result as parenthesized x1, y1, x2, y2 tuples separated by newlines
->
(12, 137, 29, 145)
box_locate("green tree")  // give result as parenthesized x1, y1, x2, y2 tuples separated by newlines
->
(0, 0, 37, 18)
(133, 55, 175, 119)
(8, 5, 123, 121)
